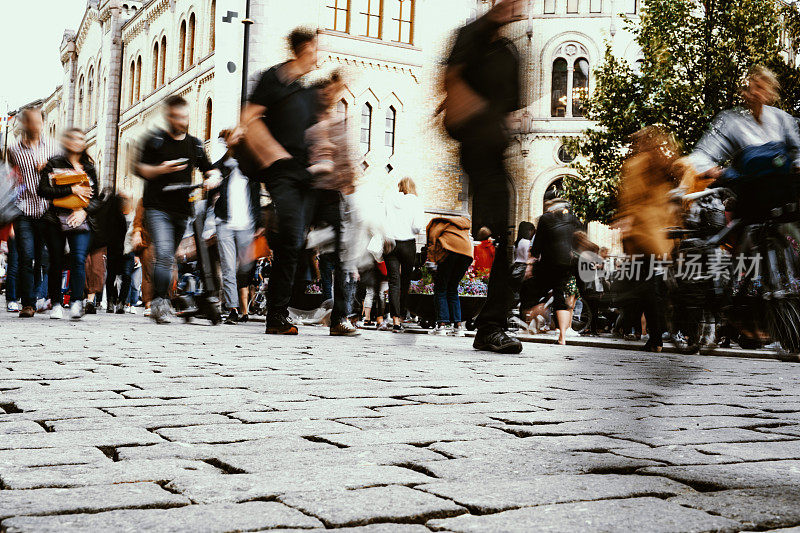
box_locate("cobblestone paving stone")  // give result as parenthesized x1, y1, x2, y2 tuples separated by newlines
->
(2, 313, 800, 531)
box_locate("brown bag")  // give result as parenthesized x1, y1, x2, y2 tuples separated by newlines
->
(237, 117, 291, 176)
(51, 170, 90, 210)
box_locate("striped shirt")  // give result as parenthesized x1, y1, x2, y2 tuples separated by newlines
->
(7, 136, 60, 218)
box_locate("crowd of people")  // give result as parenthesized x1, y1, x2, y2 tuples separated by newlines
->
(3, 0, 800, 355)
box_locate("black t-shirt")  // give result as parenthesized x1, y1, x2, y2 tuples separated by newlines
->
(139, 130, 212, 216)
(447, 16, 521, 117)
(531, 203, 581, 268)
(248, 63, 318, 167)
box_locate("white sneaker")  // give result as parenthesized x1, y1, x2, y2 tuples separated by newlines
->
(6, 301, 19, 313)
(428, 323, 451, 336)
(35, 298, 49, 313)
(565, 328, 581, 338)
(50, 305, 64, 320)
(69, 301, 84, 320)
(450, 324, 467, 337)
(143, 307, 152, 317)
(127, 305, 137, 314)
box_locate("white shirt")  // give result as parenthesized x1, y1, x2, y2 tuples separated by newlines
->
(514, 238, 531, 263)
(384, 191, 424, 242)
(226, 165, 252, 231)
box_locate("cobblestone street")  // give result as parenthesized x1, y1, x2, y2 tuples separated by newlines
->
(2, 312, 800, 532)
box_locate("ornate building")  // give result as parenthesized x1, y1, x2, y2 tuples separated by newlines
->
(14, 0, 642, 233)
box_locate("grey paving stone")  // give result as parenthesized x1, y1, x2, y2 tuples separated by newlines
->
(46, 413, 235, 431)
(426, 497, 742, 532)
(0, 428, 164, 449)
(609, 444, 743, 465)
(0, 482, 188, 520)
(0, 501, 323, 532)
(611, 427, 791, 446)
(697, 440, 800, 461)
(0, 459, 217, 489)
(0, 421, 46, 434)
(165, 466, 434, 504)
(115, 436, 332, 461)
(0, 447, 109, 468)
(428, 435, 632, 458)
(418, 452, 660, 481)
(418, 474, 695, 513)
(155, 420, 354, 443)
(669, 488, 800, 530)
(279, 486, 466, 528)
(640, 460, 800, 490)
(315, 425, 512, 447)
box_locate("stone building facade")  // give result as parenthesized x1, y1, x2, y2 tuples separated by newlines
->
(17, 0, 642, 234)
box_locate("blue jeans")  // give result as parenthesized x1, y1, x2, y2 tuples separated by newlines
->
(434, 252, 472, 325)
(43, 222, 91, 304)
(12, 215, 47, 307)
(6, 236, 18, 302)
(145, 209, 188, 301)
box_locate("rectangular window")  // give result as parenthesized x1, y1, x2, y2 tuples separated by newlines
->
(385, 107, 396, 155)
(589, 0, 602, 12)
(543, 0, 556, 14)
(360, 103, 372, 155)
(567, 0, 579, 13)
(625, 0, 638, 14)
(390, 0, 414, 44)
(360, 0, 383, 39)
(327, 0, 351, 33)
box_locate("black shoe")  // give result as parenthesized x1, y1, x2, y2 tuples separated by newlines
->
(225, 309, 239, 324)
(86, 301, 97, 315)
(473, 328, 523, 354)
(239, 314, 249, 323)
(392, 324, 404, 333)
(265, 315, 298, 335)
(116, 304, 125, 314)
(107, 302, 116, 314)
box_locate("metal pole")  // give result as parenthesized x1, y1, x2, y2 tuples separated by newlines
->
(241, 0, 253, 107)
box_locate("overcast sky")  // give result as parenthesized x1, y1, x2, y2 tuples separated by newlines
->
(0, 0, 86, 114)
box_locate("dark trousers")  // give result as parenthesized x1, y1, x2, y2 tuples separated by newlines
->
(6, 236, 18, 302)
(318, 252, 336, 301)
(145, 209, 187, 301)
(385, 239, 416, 319)
(434, 252, 473, 324)
(309, 189, 348, 324)
(106, 248, 135, 306)
(13, 215, 46, 307)
(640, 276, 665, 348)
(260, 160, 313, 320)
(458, 112, 513, 332)
(43, 222, 91, 305)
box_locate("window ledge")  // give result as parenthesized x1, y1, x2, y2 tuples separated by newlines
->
(318, 29, 420, 52)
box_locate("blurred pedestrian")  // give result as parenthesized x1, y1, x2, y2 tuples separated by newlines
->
(8, 107, 60, 318)
(37, 128, 99, 320)
(105, 189, 136, 314)
(384, 177, 424, 332)
(441, 0, 525, 353)
(472, 226, 495, 273)
(426, 215, 474, 336)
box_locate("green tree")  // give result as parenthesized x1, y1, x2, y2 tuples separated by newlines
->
(564, 0, 800, 223)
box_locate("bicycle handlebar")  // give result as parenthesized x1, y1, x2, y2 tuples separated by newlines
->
(682, 187, 727, 202)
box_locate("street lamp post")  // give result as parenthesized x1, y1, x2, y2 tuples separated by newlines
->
(240, 0, 254, 107)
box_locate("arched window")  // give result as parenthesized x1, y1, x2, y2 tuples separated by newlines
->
(188, 13, 196, 66)
(360, 103, 372, 155)
(385, 106, 396, 155)
(337, 99, 348, 122)
(550, 43, 590, 118)
(204, 99, 213, 140)
(77, 74, 85, 128)
(128, 60, 135, 106)
(551, 58, 568, 117)
(96, 61, 102, 124)
(152, 41, 159, 91)
(160, 36, 167, 85)
(135, 55, 142, 102)
(87, 66, 94, 126)
(179, 20, 187, 71)
(210, 0, 216, 52)
(572, 58, 589, 117)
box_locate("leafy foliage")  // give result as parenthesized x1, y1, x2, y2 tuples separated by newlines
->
(564, 0, 800, 223)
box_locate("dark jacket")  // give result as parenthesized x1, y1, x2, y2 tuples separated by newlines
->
(531, 200, 581, 268)
(37, 154, 100, 224)
(211, 156, 261, 227)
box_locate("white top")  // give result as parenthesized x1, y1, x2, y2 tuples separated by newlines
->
(226, 164, 253, 231)
(384, 191, 424, 242)
(514, 239, 531, 263)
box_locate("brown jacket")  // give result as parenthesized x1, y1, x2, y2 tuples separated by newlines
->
(131, 199, 151, 252)
(307, 117, 357, 194)
(617, 153, 677, 257)
(426, 216, 474, 263)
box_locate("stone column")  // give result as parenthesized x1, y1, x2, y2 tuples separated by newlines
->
(60, 33, 77, 129)
(100, 4, 124, 189)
